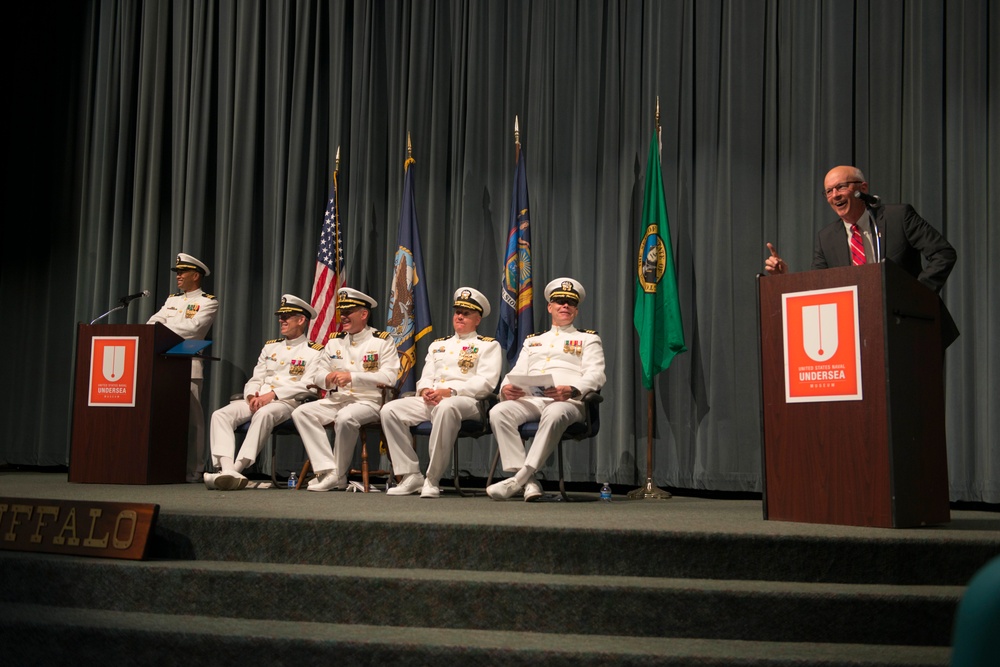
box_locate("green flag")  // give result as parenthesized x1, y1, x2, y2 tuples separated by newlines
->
(634, 133, 686, 389)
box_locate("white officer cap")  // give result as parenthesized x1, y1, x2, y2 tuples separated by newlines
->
(544, 277, 585, 305)
(336, 287, 378, 310)
(172, 253, 210, 276)
(275, 294, 317, 319)
(453, 287, 491, 318)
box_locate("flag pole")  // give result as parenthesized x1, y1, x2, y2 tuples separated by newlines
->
(629, 97, 672, 500)
(627, 390, 671, 499)
(514, 115, 521, 162)
(333, 145, 341, 316)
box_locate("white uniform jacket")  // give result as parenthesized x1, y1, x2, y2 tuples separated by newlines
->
(416, 332, 502, 396)
(147, 288, 218, 379)
(243, 334, 326, 401)
(307, 326, 400, 405)
(500, 324, 606, 395)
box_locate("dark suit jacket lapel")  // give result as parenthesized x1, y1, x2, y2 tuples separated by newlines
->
(824, 221, 851, 268)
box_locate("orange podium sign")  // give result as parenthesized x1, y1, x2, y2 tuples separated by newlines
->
(88, 336, 139, 406)
(782, 286, 862, 402)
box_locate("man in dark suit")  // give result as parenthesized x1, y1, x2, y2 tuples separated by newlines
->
(765, 165, 956, 293)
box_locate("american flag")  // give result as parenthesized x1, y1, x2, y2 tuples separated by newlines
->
(309, 168, 346, 343)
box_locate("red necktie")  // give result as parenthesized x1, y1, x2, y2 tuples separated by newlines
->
(850, 224, 866, 266)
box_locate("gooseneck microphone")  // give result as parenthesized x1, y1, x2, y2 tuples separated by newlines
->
(90, 289, 152, 324)
(854, 190, 881, 206)
(119, 289, 151, 305)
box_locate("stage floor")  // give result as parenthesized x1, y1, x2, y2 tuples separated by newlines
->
(3, 471, 997, 542)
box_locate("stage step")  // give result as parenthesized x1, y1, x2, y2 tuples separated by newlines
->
(2, 602, 951, 667)
(150, 514, 994, 585)
(0, 552, 964, 646)
(2, 505, 995, 666)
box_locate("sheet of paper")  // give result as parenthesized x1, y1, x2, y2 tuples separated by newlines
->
(506, 374, 555, 397)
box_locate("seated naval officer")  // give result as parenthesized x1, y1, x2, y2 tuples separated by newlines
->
(380, 287, 502, 497)
(291, 288, 400, 491)
(206, 294, 325, 490)
(486, 277, 606, 502)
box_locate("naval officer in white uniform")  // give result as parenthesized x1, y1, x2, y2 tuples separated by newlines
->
(147, 252, 218, 481)
(206, 295, 325, 490)
(487, 278, 606, 501)
(291, 288, 400, 491)
(380, 287, 502, 498)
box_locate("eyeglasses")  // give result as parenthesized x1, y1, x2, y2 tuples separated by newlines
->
(823, 181, 862, 197)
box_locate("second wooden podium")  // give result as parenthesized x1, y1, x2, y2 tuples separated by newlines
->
(758, 261, 951, 528)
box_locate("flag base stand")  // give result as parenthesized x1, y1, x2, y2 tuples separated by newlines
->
(627, 477, 672, 500)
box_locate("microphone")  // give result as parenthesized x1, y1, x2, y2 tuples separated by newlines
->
(854, 190, 881, 206)
(119, 289, 151, 305)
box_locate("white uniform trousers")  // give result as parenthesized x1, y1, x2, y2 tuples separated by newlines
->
(380, 395, 482, 484)
(489, 397, 584, 473)
(291, 399, 381, 476)
(189, 379, 205, 476)
(209, 398, 298, 468)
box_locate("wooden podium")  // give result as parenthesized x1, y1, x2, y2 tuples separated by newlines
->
(70, 323, 192, 484)
(758, 261, 950, 528)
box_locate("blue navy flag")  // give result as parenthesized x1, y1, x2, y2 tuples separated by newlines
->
(496, 147, 534, 366)
(386, 156, 433, 394)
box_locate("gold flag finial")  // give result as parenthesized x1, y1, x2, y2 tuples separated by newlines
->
(335, 145, 340, 171)
(404, 132, 415, 171)
(655, 96, 662, 153)
(514, 115, 520, 148)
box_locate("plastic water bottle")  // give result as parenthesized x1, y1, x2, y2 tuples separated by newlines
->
(600, 482, 612, 502)
(288, 471, 298, 489)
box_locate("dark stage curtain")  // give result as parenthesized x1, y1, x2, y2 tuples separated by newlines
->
(5, 0, 996, 501)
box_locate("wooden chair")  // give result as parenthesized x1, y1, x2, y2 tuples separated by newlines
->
(349, 383, 400, 492)
(292, 382, 400, 492)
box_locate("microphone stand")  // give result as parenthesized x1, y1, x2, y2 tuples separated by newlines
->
(90, 298, 140, 325)
(869, 205, 883, 263)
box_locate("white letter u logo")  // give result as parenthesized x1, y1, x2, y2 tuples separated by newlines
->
(102, 346, 126, 381)
(801, 304, 838, 362)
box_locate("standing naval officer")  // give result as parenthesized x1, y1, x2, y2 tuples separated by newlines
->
(147, 252, 218, 481)
(291, 288, 400, 491)
(487, 278, 606, 501)
(380, 287, 502, 497)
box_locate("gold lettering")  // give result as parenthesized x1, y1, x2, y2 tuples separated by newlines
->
(4, 504, 32, 542)
(54, 507, 80, 546)
(112, 510, 137, 549)
(31, 506, 60, 544)
(83, 508, 109, 548)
